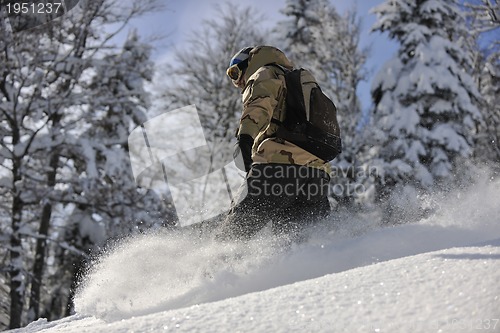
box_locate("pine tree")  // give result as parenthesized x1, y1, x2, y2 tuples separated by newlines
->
(478, 57, 500, 165)
(276, 0, 369, 206)
(369, 0, 483, 198)
(277, 0, 340, 95)
(464, 0, 500, 166)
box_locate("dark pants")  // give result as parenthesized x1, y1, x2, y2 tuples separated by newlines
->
(216, 164, 331, 241)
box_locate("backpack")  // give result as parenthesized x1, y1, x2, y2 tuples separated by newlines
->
(270, 65, 342, 162)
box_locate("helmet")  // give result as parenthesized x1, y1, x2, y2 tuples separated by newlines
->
(227, 47, 254, 84)
(229, 47, 253, 68)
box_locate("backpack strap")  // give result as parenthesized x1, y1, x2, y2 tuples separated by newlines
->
(264, 63, 290, 126)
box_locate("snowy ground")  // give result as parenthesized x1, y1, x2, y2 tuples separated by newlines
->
(10, 177, 500, 333)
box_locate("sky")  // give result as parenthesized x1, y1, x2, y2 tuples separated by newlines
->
(123, 0, 399, 113)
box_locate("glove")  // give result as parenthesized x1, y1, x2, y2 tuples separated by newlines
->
(233, 134, 254, 172)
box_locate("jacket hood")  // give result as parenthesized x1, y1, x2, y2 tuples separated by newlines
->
(244, 46, 294, 80)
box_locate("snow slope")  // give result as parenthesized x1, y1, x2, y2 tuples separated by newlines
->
(11, 177, 500, 333)
(19, 244, 500, 333)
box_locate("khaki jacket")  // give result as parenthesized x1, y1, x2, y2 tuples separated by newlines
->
(238, 46, 330, 173)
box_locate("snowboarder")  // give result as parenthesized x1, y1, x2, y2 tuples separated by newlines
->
(216, 46, 332, 241)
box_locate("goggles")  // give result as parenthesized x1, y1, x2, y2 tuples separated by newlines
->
(226, 63, 244, 81)
(226, 59, 248, 82)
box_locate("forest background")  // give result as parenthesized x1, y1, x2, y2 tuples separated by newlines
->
(0, 0, 498, 329)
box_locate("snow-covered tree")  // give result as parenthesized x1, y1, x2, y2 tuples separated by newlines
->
(369, 0, 483, 199)
(156, 5, 266, 145)
(464, 0, 500, 166)
(275, 0, 369, 206)
(476, 57, 500, 165)
(465, 0, 500, 31)
(0, 0, 171, 328)
(153, 5, 266, 211)
(276, 0, 331, 73)
(73, 29, 172, 235)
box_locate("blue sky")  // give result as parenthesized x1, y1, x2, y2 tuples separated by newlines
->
(125, 0, 399, 112)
